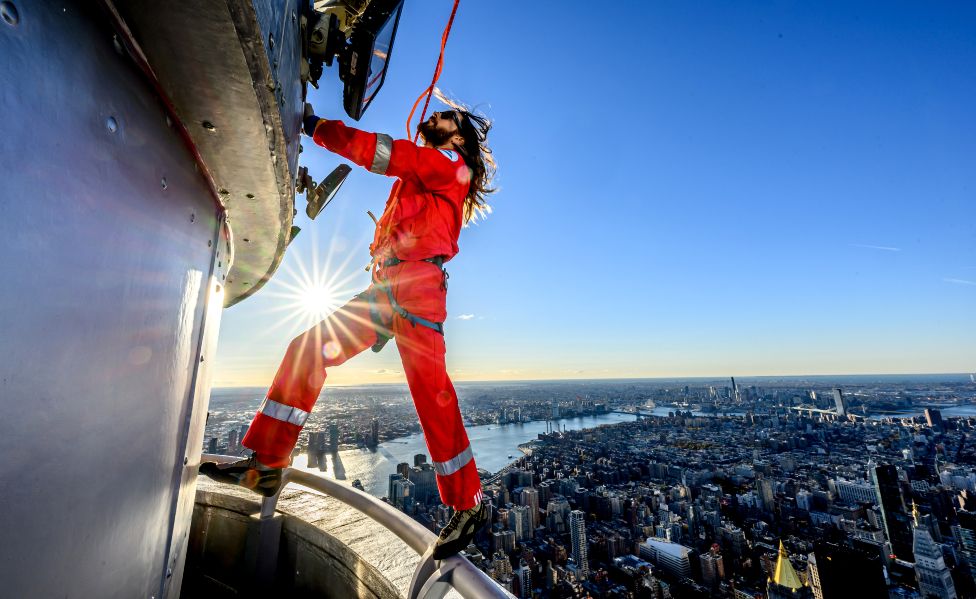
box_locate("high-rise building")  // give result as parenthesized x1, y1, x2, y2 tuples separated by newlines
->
(510, 505, 532, 542)
(391, 477, 414, 512)
(766, 541, 812, 599)
(369, 417, 379, 448)
(409, 463, 437, 505)
(809, 540, 886, 598)
(515, 564, 532, 598)
(546, 497, 571, 534)
(206, 436, 217, 453)
(492, 530, 516, 555)
(388, 473, 404, 501)
(639, 537, 691, 579)
(832, 388, 847, 416)
(872, 464, 915, 561)
(328, 421, 339, 451)
(925, 408, 945, 432)
(227, 428, 239, 451)
(913, 505, 957, 598)
(700, 544, 724, 589)
(518, 487, 539, 529)
(569, 510, 588, 579)
(413, 453, 427, 467)
(952, 510, 976, 567)
(834, 479, 876, 505)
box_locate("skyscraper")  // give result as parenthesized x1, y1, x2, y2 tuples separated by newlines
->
(413, 453, 427, 467)
(515, 564, 532, 599)
(808, 540, 886, 598)
(913, 505, 957, 598)
(925, 408, 945, 432)
(569, 510, 588, 579)
(832, 388, 847, 417)
(328, 421, 339, 451)
(700, 544, 724, 590)
(518, 487, 539, 529)
(872, 464, 914, 560)
(766, 541, 811, 599)
(510, 505, 532, 542)
(369, 417, 379, 448)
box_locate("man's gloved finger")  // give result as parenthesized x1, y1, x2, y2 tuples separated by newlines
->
(303, 102, 314, 119)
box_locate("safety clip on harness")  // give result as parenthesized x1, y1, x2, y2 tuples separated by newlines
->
(367, 256, 448, 353)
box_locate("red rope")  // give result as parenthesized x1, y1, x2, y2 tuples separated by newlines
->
(405, 0, 461, 141)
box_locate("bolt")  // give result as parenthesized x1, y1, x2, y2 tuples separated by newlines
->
(160, 177, 167, 190)
(243, 238, 249, 243)
(246, 193, 254, 199)
(106, 116, 118, 133)
(1, 2, 19, 26)
(202, 120, 216, 132)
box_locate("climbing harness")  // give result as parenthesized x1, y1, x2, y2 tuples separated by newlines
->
(367, 257, 449, 353)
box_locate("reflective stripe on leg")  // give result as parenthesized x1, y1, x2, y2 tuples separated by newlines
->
(257, 398, 310, 427)
(433, 445, 474, 476)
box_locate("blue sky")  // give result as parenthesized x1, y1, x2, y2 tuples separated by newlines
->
(213, 1, 975, 386)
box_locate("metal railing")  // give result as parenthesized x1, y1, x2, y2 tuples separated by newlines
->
(201, 454, 514, 599)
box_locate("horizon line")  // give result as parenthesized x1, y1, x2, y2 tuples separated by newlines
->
(212, 370, 974, 389)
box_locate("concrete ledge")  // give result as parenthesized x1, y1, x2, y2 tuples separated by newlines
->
(184, 481, 422, 598)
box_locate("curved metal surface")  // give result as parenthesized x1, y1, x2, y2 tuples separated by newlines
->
(0, 2, 228, 597)
(113, 0, 306, 306)
(202, 454, 516, 598)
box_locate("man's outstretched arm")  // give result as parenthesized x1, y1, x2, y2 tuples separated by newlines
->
(303, 107, 463, 192)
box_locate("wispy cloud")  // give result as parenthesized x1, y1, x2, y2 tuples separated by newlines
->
(851, 243, 901, 252)
(944, 278, 976, 286)
(374, 368, 401, 375)
(457, 313, 475, 320)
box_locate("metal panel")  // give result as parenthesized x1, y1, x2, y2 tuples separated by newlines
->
(114, 0, 305, 306)
(0, 2, 223, 597)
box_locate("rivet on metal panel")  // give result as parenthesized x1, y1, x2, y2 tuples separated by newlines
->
(106, 117, 118, 133)
(190, 213, 195, 222)
(246, 193, 255, 199)
(1, 1, 19, 26)
(200, 356, 204, 363)
(202, 120, 216, 132)
(183, 456, 188, 465)
(112, 35, 123, 55)
(243, 238, 249, 242)
(207, 240, 212, 248)
(160, 177, 168, 190)
(218, 261, 222, 267)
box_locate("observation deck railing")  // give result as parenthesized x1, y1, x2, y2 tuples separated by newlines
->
(202, 454, 514, 599)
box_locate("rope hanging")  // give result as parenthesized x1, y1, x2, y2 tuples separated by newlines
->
(405, 0, 461, 141)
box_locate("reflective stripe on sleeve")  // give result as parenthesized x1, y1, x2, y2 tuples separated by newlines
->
(370, 133, 393, 175)
(257, 398, 310, 427)
(433, 445, 474, 476)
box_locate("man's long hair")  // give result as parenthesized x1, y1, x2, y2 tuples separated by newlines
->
(435, 91, 496, 224)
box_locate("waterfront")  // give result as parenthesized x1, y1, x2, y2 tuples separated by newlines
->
(293, 412, 637, 497)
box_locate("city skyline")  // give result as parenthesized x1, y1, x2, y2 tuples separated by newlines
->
(212, 0, 976, 387)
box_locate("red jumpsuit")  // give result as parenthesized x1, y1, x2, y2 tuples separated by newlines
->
(241, 119, 484, 511)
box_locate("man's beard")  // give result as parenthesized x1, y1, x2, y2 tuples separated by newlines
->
(417, 120, 454, 147)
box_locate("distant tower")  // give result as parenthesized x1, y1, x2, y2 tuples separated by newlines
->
(328, 421, 339, 451)
(569, 510, 589, 579)
(414, 453, 427, 467)
(700, 544, 724, 590)
(872, 464, 915, 561)
(731, 377, 740, 402)
(832, 389, 847, 417)
(925, 408, 945, 432)
(766, 541, 811, 599)
(913, 504, 957, 598)
(515, 564, 532, 599)
(519, 487, 540, 529)
(369, 417, 379, 448)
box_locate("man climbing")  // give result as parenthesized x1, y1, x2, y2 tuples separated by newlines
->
(201, 101, 495, 559)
